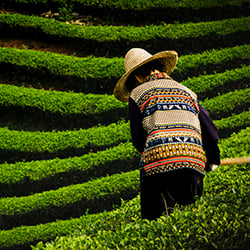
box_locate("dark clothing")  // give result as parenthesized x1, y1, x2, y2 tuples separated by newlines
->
(140, 169, 203, 220)
(198, 104, 221, 168)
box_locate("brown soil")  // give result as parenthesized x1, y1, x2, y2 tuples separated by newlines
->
(0, 37, 83, 57)
(0, 8, 112, 57)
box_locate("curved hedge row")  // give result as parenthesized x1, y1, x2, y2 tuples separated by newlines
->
(1, 107, 249, 197)
(0, 106, 249, 165)
(3, 14, 248, 42)
(0, 65, 248, 122)
(0, 169, 140, 230)
(3, 0, 249, 10)
(35, 163, 249, 250)
(0, 127, 249, 249)
(214, 109, 250, 138)
(0, 142, 139, 197)
(1, 14, 249, 56)
(0, 44, 249, 93)
(0, 120, 130, 162)
(200, 88, 250, 120)
(0, 197, 141, 250)
(1, 0, 249, 25)
(181, 65, 249, 100)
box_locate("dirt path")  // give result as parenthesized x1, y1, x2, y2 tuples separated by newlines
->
(0, 37, 85, 57)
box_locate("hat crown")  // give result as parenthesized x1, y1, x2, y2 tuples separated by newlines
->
(124, 48, 152, 72)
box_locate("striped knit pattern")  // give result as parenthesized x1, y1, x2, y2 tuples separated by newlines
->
(130, 76, 207, 176)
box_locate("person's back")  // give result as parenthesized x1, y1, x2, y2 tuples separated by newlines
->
(130, 74, 207, 177)
(114, 48, 220, 220)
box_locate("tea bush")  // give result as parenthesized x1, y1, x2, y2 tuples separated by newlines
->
(0, 0, 249, 249)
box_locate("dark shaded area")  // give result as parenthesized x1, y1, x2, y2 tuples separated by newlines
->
(1, 1, 249, 26)
(218, 125, 250, 139)
(0, 104, 128, 132)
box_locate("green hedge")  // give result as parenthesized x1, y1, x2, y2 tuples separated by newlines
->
(0, 83, 128, 130)
(1, 0, 249, 25)
(0, 70, 248, 123)
(2, 0, 249, 10)
(0, 106, 248, 164)
(0, 142, 140, 197)
(0, 127, 249, 231)
(1, 14, 249, 56)
(181, 65, 249, 100)
(0, 197, 141, 250)
(0, 44, 249, 94)
(0, 120, 130, 162)
(0, 170, 140, 230)
(173, 44, 250, 81)
(200, 88, 250, 120)
(214, 109, 250, 138)
(6, 13, 249, 42)
(34, 164, 249, 250)
(0, 127, 249, 249)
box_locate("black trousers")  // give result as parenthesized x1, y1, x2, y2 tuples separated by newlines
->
(140, 169, 204, 220)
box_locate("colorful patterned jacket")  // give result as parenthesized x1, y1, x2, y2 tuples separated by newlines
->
(129, 73, 220, 177)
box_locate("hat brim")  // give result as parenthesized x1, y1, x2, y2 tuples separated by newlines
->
(113, 50, 178, 102)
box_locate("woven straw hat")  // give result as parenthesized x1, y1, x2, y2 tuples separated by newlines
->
(113, 48, 178, 102)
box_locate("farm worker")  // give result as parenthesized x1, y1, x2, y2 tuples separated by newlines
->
(113, 48, 220, 220)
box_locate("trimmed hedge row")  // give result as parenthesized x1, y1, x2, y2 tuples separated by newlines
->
(0, 106, 249, 164)
(0, 83, 128, 130)
(1, 106, 249, 196)
(0, 142, 140, 197)
(1, 14, 249, 57)
(214, 109, 250, 138)
(0, 169, 140, 230)
(0, 67, 248, 122)
(35, 163, 249, 250)
(2, 0, 249, 10)
(0, 197, 141, 250)
(3, 14, 249, 42)
(0, 127, 249, 249)
(0, 44, 249, 94)
(181, 65, 250, 100)
(0, 120, 130, 163)
(219, 128, 250, 159)
(200, 88, 250, 120)
(1, 0, 249, 25)
(0, 127, 249, 230)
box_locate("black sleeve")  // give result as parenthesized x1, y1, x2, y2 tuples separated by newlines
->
(128, 97, 147, 153)
(199, 103, 221, 168)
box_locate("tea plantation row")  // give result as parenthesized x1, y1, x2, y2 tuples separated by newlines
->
(0, 14, 249, 58)
(0, 0, 249, 249)
(0, 127, 249, 249)
(0, 44, 249, 94)
(1, 0, 249, 25)
(0, 89, 249, 163)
